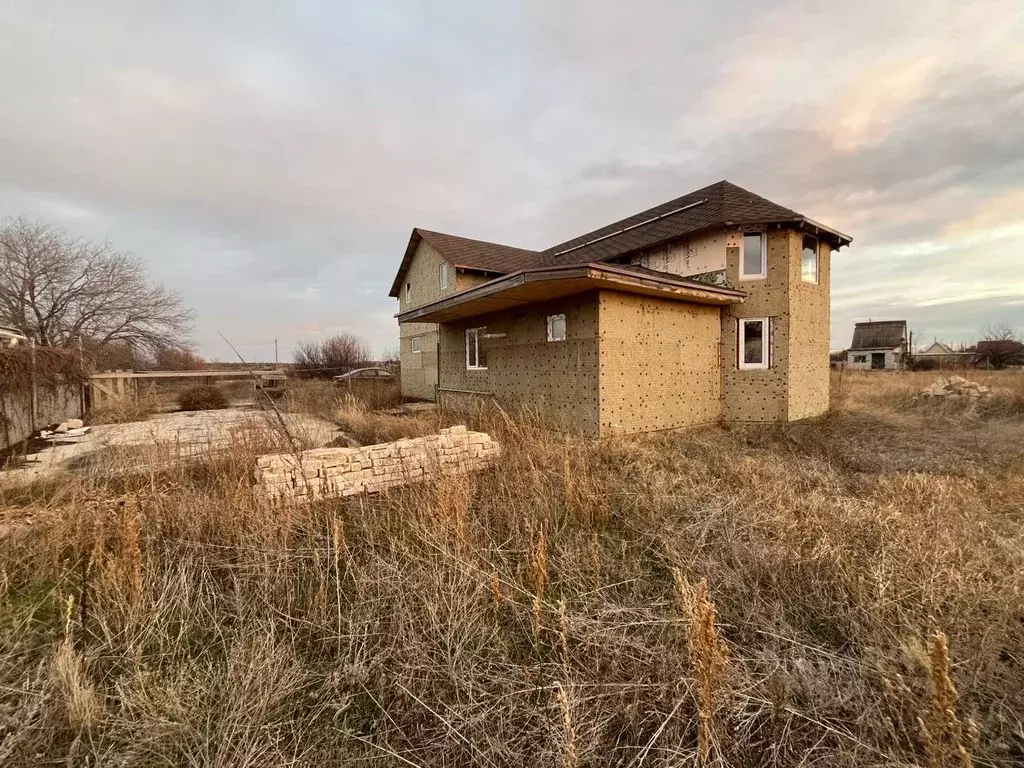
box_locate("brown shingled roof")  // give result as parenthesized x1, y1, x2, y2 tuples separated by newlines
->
(388, 228, 541, 298)
(389, 180, 852, 297)
(850, 321, 907, 350)
(542, 180, 810, 264)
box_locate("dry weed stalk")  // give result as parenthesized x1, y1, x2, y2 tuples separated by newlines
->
(675, 571, 730, 766)
(558, 599, 569, 667)
(118, 500, 143, 603)
(434, 472, 472, 548)
(490, 569, 502, 609)
(919, 633, 975, 768)
(530, 521, 550, 637)
(51, 595, 102, 731)
(555, 682, 579, 768)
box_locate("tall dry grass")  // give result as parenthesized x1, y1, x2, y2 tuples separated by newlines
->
(1, 370, 1023, 765)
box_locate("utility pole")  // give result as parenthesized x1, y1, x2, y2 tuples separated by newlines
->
(274, 338, 279, 367)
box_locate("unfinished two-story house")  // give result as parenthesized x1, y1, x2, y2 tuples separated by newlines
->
(389, 180, 851, 437)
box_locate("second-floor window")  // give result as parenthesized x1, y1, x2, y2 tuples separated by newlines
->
(741, 232, 766, 280)
(440, 262, 450, 290)
(405, 282, 411, 303)
(802, 236, 819, 283)
(411, 336, 422, 353)
(466, 327, 487, 370)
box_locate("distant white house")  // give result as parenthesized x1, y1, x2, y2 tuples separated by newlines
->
(0, 325, 28, 347)
(846, 320, 908, 370)
(915, 341, 971, 367)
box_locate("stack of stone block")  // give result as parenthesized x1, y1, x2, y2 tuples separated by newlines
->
(254, 425, 500, 502)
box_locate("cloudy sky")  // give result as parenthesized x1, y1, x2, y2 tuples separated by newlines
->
(1, 1, 1022, 359)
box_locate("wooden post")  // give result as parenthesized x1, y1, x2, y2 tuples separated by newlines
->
(29, 337, 38, 433)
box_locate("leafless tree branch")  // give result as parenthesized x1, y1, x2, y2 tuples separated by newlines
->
(0, 217, 194, 360)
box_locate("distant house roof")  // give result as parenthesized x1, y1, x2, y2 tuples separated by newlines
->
(389, 180, 852, 299)
(850, 321, 907, 350)
(388, 229, 541, 298)
(918, 341, 955, 356)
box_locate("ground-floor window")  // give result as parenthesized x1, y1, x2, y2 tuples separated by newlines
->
(547, 314, 566, 341)
(852, 354, 867, 363)
(738, 317, 771, 369)
(466, 327, 487, 370)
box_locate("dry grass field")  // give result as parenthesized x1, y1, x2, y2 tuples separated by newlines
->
(1, 371, 1023, 766)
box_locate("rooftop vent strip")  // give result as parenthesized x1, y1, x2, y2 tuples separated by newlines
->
(551, 198, 708, 258)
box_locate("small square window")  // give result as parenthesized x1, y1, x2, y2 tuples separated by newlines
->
(440, 262, 450, 290)
(466, 327, 487, 370)
(410, 336, 422, 353)
(547, 314, 566, 341)
(738, 317, 771, 369)
(741, 232, 766, 280)
(802, 236, 818, 283)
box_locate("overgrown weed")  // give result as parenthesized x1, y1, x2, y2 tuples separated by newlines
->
(1, 370, 1022, 765)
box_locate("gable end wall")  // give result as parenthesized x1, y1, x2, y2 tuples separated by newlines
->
(398, 241, 492, 400)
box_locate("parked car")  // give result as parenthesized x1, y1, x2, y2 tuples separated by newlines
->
(333, 367, 395, 382)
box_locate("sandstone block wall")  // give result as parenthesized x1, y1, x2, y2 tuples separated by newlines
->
(254, 425, 500, 503)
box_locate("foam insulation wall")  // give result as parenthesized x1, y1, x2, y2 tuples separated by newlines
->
(397, 241, 453, 400)
(437, 293, 602, 435)
(398, 242, 506, 401)
(721, 228, 830, 422)
(630, 229, 729, 278)
(426, 226, 831, 433)
(786, 236, 831, 419)
(598, 291, 721, 436)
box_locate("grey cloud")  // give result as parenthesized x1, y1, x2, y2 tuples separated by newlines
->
(1, 1, 1022, 358)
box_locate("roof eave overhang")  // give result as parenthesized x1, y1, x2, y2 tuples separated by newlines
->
(396, 263, 745, 324)
(789, 217, 852, 248)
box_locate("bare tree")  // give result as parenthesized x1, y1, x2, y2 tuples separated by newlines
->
(154, 346, 206, 370)
(0, 218, 193, 356)
(380, 345, 401, 374)
(975, 323, 1024, 369)
(293, 333, 371, 378)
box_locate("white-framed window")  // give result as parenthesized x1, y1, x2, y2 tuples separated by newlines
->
(547, 313, 566, 342)
(440, 262, 450, 290)
(738, 317, 771, 369)
(853, 354, 867, 363)
(405, 282, 411, 302)
(740, 232, 766, 280)
(802, 235, 818, 283)
(466, 327, 487, 370)
(410, 336, 422, 353)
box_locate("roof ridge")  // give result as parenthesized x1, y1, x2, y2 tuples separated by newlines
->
(414, 228, 539, 255)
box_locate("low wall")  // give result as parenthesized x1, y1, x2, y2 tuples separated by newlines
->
(1, 382, 82, 450)
(254, 425, 500, 503)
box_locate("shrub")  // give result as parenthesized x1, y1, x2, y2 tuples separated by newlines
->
(292, 333, 371, 379)
(177, 385, 227, 411)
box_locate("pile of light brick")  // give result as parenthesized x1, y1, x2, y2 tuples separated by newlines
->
(254, 425, 500, 502)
